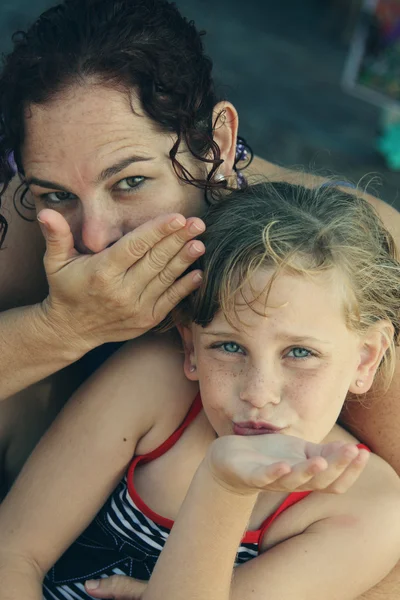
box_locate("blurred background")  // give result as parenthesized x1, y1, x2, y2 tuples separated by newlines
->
(1, 0, 400, 209)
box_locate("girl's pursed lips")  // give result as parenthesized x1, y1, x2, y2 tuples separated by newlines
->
(232, 421, 286, 436)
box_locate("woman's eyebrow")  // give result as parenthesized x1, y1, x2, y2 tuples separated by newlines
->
(25, 154, 155, 190)
(97, 154, 155, 182)
(25, 177, 71, 191)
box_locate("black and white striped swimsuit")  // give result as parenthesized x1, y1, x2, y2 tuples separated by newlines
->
(43, 394, 313, 600)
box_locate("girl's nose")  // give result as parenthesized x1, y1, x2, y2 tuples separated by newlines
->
(239, 366, 281, 408)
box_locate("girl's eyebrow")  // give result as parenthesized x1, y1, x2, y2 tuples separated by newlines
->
(200, 330, 332, 345)
(278, 334, 332, 345)
(25, 154, 155, 190)
(200, 331, 238, 337)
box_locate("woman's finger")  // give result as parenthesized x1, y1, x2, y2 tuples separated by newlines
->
(152, 269, 204, 320)
(85, 574, 147, 600)
(140, 238, 205, 301)
(105, 213, 193, 276)
(127, 217, 205, 289)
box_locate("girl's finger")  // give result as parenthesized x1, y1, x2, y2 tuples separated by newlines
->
(248, 461, 292, 489)
(323, 449, 370, 494)
(304, 444, 360, 491)
(273, 456, 328, 491)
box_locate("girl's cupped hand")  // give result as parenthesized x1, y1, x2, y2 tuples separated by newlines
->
(207, 434, 370, 496)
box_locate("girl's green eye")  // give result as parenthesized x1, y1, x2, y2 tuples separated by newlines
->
(287, 347, 312, 359)
(222, 342, 242, 354)
(116, 176, 145, 190)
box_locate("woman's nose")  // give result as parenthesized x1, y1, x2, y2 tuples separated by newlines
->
(239, 366, 281, 408)
(80, 203, 124, 254)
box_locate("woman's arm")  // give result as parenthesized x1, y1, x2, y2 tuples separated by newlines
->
(143, 445, 400, 600)
(0, 198, 204, 400)
(0, 334, 195, 599)
(339, 197, 400, 473)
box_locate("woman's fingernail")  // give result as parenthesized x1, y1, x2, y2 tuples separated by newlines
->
(37, 215, 47, 227)
(193, 272, 203, 283)
(189, 241, 203, 256)
(170, 216, 186, 230)
(85, 580, 100, 590)
(189, 221, 204, 234)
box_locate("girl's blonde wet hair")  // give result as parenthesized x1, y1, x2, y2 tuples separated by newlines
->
(178, 181, 400, 389)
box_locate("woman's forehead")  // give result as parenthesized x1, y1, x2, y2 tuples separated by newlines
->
(22, 83, 172, 171)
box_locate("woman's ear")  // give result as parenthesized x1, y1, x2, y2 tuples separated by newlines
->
(212, 101, 239, 178)
(176, 324, 199, 381)
(349, 321, 394, 394)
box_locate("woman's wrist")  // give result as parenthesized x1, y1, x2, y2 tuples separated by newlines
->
(38, 297, 99, 360)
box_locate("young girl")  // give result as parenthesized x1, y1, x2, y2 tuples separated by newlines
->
(0, 182, 399, 600)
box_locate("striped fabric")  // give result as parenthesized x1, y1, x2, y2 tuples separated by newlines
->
(42, 395, 313, 600)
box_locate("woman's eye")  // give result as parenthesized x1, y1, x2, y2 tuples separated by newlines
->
(286, 347, 313, 359)
(42, 191, 77, 204)
(115, 176, 145, 191)
(220, 342, 243, 354)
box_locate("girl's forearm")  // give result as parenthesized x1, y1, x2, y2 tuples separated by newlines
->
(0, 303, 86, 400)
(144, 462, 258, 600)
(0, 557, 43, 600)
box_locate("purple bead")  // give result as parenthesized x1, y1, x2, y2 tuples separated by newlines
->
(7, 151, 17, 173)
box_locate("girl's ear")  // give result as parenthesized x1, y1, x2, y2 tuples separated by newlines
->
(349, 321, 394, 394)
(176, 324, 199, 382)
(212, 101, 239, 178)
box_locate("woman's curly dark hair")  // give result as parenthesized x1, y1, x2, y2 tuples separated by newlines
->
(0, 0, 252, 248)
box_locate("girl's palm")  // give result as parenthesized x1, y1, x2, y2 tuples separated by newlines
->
(208, 434, 369, 495)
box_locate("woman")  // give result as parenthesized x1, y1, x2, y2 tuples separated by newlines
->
(0, 0, 398, 571)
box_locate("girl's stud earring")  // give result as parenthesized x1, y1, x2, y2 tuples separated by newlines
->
(189, 365, 196, 373)
(356, 379, 364, 388)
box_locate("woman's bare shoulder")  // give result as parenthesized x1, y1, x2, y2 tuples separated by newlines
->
(0, 179, 47, 310)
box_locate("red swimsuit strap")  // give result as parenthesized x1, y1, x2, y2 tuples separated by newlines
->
(127, 393, 203, 529)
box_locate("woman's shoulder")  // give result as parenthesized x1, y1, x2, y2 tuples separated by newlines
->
(248, 156, 400, 249)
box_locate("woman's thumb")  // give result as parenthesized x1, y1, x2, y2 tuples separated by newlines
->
(37, 209, 77, 266)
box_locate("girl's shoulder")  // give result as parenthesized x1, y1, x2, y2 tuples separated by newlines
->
(261, 449, 400, 555)
(88, 330, 199, 456)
